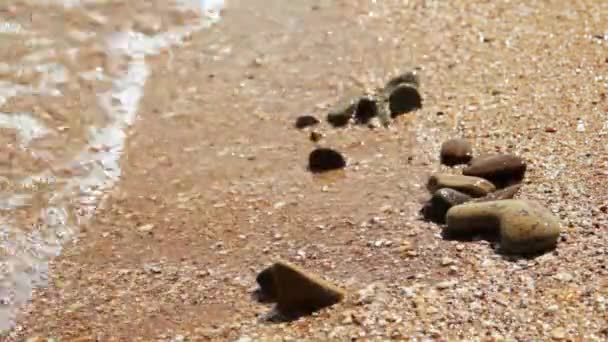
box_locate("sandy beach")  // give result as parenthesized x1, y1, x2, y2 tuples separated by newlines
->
(1, 0, 607, 340)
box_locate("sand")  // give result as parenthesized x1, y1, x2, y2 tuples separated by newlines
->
(2, 0, 608, 340)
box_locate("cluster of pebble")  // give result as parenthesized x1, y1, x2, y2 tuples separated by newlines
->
(248, 72, 424, 319)
(294, 71, 422, 173)
(251, 75, 562, 322)
(422, 138, 562, 256)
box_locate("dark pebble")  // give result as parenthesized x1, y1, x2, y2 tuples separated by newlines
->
(440, 138, 473, 166)
(463, 154, 527, 188)
(421, 188, 472, 224)
(354, 96, 378, 124)
(471, 184, 522, 203)
(388, 84, 422, 117)
(255, 265, 277, 302)
(308, 148, 346, 173)
(295, 115, 320, 129)
(384, 71, 420, 93)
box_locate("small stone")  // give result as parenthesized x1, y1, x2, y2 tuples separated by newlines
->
(445, 200, 561, 255)
(308, 148, 346, 173)
(354, 95, 378, 124)
(463, 154, 527, 188)
(255, 260, 346, 314)
(327, 95, 358, 127)
(355, 283, 377, 305)
(471, 184, 522, 203)
(427, 174, 496, 197)
(440, 138, 473, 166)
(295, 115, 320, 129)
(388, 84, 422, 117)
(384, 71, 420, 94)
(440, 257, 456, 266)
(143, 263, 162, 274)
(551, 327, 567, 340)
(421, 188, 472, 224)
(367, 117, 382, 129)
(554, 272, 574, 282)
(309, 131, 323, 142)
(137, 223, 155, 233)
(436, 280, 457, 289)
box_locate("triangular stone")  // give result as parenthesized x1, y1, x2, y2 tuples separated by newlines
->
(256, 260, 346, 314)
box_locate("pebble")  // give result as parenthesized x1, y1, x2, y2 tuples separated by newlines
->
(421, 188, 472, 224)
(309, 131, 323, 142)
(445, 200, 562, 254)
(388, 83, 422, 117)
(440, 257, 456, 266)
(427, 173, 496, 197)
(551, 327, 567, 340)
(471, 184, 522, 203)
(255, 260, 346, 314)
(327, 94, 358, 127)
(353, 95, 378, 124)
(295, 115, 320, 129)
(137, 223, 155, 233)
(383, 71, 420, 94)
(463, 154, 527, 188)
(440, 138, 473, 166)
(308, 148, 346, 173)
(436, 280, 457, 289)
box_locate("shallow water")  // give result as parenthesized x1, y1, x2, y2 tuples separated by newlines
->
(0, 0, 224, 331)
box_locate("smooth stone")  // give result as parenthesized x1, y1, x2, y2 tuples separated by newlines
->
(308, 148, 346, 173)
(294, 115, 320, 129)
(388, 84, 422, 117)
(445, 200, 561, 254)
(440, 138, 473, 166)
(256, 260, 346, 314)
(353, 95, 378, 124)
(384, 71, 420, 94)
(427, 173, 496, 197)
(471, 184, 522, 203)
(327, 95, 358, 127)
(421, 188, 472, 223)
(309, 131, 323, 142)
(463, 154, 527, 188)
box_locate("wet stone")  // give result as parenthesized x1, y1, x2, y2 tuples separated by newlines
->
(384, 71, 420, 94)
(421, 188, 472, 224)
(327, 95, 358, 127)
(353, 95, 378, 124)
(427, 173, 496, 197)
(309, 131, 323, 142)
(308, 148, 346, 173)
(440, 138, 473, 166)
(471, 184, 522, 203)
(388, 84, 422, 117)
(445, 200, 562, 255)
(255, 260, 346, 314)
(295, 115, 320, 129)
(463, 154, 527, 188)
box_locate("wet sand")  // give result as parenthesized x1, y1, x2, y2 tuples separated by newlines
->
(3, 0, 608, 340)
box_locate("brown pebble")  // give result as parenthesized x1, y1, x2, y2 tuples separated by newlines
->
(256, 260, 346, 314)
(427, 173, 496, 197)
(309, 131, 323, 142)
(463, 154, 527, 188)
(440, 138, 473, 166)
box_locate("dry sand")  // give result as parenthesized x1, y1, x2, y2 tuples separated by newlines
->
(3, 0, 608, 340)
